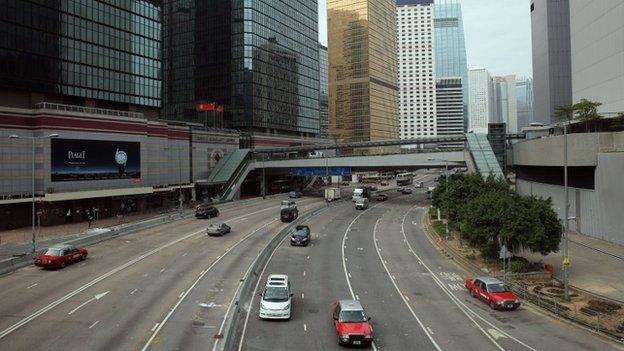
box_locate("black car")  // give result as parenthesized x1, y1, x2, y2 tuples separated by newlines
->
(289, 191, 302, 198)
(281, 207, 299, 223)
(402, 188, 413, 194)
(367, 185, 378, 191)
(290, 225, 311, 246)
(376, 193, 388, 201)
(196, 204, 219, 219)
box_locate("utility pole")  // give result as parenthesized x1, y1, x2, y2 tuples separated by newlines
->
(563, 122, 570, 300)
(262, 153, 266, 199)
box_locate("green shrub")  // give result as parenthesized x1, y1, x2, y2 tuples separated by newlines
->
(509, 259, 536, 273)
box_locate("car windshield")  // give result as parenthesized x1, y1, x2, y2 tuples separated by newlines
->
(263, 286, 289, 302)
(44, 248, 62, 256)
(487, 283, 507, 293)
(339, 310, 368, 323)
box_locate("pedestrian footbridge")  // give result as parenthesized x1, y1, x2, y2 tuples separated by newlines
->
(203, 134, 508, 200)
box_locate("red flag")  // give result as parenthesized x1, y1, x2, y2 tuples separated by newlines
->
(196, 102, 215, 111)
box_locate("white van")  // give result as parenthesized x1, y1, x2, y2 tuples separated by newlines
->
(259, 274, 292, 319)
(355, 197, 369, 210)
(352, 188, 364, 202)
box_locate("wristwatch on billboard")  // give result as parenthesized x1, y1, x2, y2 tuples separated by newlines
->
(115, 148, 128, 175)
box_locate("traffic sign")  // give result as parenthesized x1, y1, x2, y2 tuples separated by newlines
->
(563, 257, 571, 266)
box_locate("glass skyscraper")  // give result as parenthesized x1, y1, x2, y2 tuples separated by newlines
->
(433, 0, 468, 130)
(516, 77, 534, 131)
(163, 0, 320, 136)
(0, 0, 162, 109)
(329, 0, 399, 144)
(319, 44, 329, 139)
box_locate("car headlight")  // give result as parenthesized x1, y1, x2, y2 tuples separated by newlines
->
(301, 237, 308, 241)
(47, 260, 52, 264)
(514, 299, 520, 304)
(282, 304, 290, 311)
(340, 334, 349, 341)
(497, 300, 505, 305)
(260, 303, 268, 310)
(364, 335, 373, 339)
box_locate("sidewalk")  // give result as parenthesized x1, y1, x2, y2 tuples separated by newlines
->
(0, 209, 181, 258)
(522, 231, 624, 302)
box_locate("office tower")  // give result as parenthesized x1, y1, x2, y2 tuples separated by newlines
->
(570, 0, 624, 114)
(328, 0, 399, 144)
(434, 0, 468, 131)
(163, 0, 320, 139)
(516, 77, 534, 130)
(0, 0, 162, 116)
(468, 67, 494, 134)
(530, 0, 572, 124)
(397, 0, 436, 139)
(436, 77, 464, 148)
(319, 44, 329, 139)
(492, 75, 518, 133)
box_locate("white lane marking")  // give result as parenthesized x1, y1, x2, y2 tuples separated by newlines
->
(139, 215, 283, 351)
(182, 252, 188, 257)
(355, 294, 359, 300)
(306, 255, 310, 259)
(301, 293, 305, 299)
(488, 328, 507, 340)
(348, 272, 352, 278)
(159, 268, 166, 273)
(372, 219, 441, 351)
(68, 291, 110, 315)
(304, 323, 307, 332)
(151, 323, 159, 332)
(130, 289, 138, 295)
(0, 204, 283, 341)
(89, 321, 100, 329)
(427, 327, 435, 335)
(178, 292, 184, 298)
(402, 207, 536, 351)
(26, 283, 38, 289)
(303, 271, 306, 277)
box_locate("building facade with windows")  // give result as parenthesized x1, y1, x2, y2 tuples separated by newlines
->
(516, 77, 534, 130)
(329, 0, 399, 144)
(468, 67, 494, 134)
(397, 0, 436, 139)
(162, 0, 320, 141)
(0, 0, 162, 116)
(435, 77, 464, 147)
(433, 0, 468, 131)
(530, 0, 572, 125)
(319, 44, 329, 139)
(492, 75, 518, 134)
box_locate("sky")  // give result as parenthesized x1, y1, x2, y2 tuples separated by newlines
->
(317, 0, 533, 78)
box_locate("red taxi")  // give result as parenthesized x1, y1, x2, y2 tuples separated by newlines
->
(465, 277, 520, 310)
(35, 244, 88, 269)
(332, 300, 374, 346)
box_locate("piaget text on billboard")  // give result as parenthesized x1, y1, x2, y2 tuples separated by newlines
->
(51, 139, 141, 182)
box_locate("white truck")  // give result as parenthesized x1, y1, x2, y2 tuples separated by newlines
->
(352, 188, 370, 202)
(324, 188, 341, 202)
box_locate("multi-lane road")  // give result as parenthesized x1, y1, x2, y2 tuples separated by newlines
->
(0, 173, 622, 350)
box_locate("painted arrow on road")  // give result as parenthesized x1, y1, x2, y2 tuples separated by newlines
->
(487, 328, 507, 340)
(68, 291, 110, 315)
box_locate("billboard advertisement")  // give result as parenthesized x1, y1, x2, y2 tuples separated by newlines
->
(289, 167, 351, 177)
(51, 139, 141, 182)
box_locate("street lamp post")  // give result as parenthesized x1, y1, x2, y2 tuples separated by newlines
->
(9, 133, 59, 254)
(562, 122, 570, 300)
(428, 157, 449, 237)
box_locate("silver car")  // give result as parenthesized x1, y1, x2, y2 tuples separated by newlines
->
(206, 222, 231, 236)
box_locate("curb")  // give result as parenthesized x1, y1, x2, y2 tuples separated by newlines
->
(422, 209, 624, 344)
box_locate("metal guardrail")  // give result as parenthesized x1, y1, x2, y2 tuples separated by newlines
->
(217, 200, 342, 351)
(35, 102, 144, 119)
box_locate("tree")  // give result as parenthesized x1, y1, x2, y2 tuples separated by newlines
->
(554, 103, 576, 123)
(573, 99, 602, 132)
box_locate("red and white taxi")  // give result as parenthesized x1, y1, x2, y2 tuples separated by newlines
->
(465, 277, 520, 310)
(332, 299, 374, 346)
(34, 244, 88, 269)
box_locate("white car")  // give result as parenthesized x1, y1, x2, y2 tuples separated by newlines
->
(259, 274, 292, 320)
(206, 222, 231, 236)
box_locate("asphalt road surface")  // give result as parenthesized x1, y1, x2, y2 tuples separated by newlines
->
(239, 175, 623, 351)
(0, 195, 324, 351)
(1, 174, 622, 351)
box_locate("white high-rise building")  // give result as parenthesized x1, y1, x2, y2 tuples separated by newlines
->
(397, 0, 436, 139)
(492, 75, 518, 133)
(468, 67, 493, 134)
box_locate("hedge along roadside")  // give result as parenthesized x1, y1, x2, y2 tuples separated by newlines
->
(216, 199, 346, 351)
(0, 194, 288, 277)
(423, 209, 624, 344)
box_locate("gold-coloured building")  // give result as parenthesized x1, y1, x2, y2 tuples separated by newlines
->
(328, 0, 399, 146)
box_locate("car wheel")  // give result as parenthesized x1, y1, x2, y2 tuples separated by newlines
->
(60, 261, 66, 269)
(489, 301, 497, 310)
(81, 254, 87, 260)
(469, 289, 475, 298)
